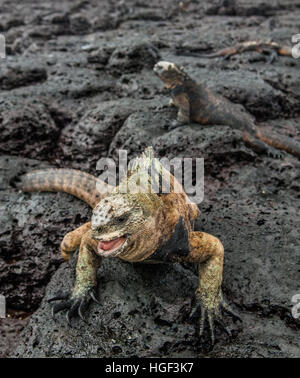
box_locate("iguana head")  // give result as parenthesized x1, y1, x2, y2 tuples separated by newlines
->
(90, 148, 164, 260)
(153, 61, 190, 88)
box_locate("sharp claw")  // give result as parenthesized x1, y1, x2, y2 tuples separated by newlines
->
(199, 306, 206, 337)
(52, 300, 72, 316)
(190, 304, 199, 319)
(52, 306, 56, 320)
(207, 313, 215, 348)
(48, 291, 70, 303)
(67, 300, 81, 326)
(216, 317, 232, 338)
(224, 326, 232, 338)
(220, 296, 242, 323)
(90, 291, 101, 304)
(78, 300, 89, 322)
(66, 311, 73, 327)
(223, 306, 242, 323)
(231, 311, 242, 323)
(78, 306, 86, 322)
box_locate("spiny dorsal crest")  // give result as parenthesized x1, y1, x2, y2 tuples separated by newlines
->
(116, 147, 174, 195)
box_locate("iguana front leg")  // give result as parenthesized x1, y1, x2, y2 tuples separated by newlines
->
(49, 231, 101, 323)
(60, 222, 91, 261)
(168, 93, 190, 130)
(183, 231, 241, 347)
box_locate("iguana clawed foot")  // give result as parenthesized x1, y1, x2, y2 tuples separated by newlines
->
(266, 146, 285, 159)
(190, 292, 242, 349)
(48, 288, 100, 325)
(167, 120, 185, 131)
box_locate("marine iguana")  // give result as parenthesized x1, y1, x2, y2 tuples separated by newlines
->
(19, 147, 240, 347)
(176, 39, 292, 62)
(153, 61, 300, 159)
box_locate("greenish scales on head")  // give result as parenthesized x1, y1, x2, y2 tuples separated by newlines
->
(91, 147, 165, 258)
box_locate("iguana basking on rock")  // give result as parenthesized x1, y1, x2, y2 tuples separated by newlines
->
(19, 147, 240, 348)
(154, 61, 300, 159)
(177, 39, 293, 62)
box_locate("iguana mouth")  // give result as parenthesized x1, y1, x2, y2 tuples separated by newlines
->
(97, 236, 127, 257)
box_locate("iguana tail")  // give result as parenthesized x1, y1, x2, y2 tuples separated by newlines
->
(19, 169, 113, 208)
(257, 129, 300, 158)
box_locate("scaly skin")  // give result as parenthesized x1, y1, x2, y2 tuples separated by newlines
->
(20, 168, 113, 208)
(153, 61, 300, 159)
(19, 147, 240, 348)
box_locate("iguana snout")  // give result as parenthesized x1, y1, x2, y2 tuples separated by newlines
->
(90, 193, 144, 258)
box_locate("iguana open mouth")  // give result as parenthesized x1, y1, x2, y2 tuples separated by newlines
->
(97, 236, 127, 257)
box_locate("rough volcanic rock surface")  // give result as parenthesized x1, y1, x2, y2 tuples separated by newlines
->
(0, 156, 91, 312)
(0, 0, 299, 358)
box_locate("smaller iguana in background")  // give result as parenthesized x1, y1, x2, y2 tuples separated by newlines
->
(19, 147, 240, 348)
(176, 39, 293, 62)
(154, 61, 300, 159)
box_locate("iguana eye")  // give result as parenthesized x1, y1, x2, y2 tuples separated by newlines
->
(116, 215, 127, 223)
